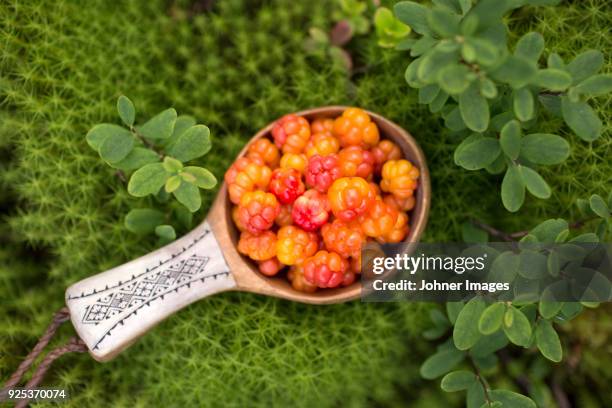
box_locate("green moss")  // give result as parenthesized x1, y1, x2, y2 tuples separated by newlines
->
(0, 0, 610, 406)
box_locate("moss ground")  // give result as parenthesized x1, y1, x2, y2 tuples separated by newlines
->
(0, 0, 609, 406)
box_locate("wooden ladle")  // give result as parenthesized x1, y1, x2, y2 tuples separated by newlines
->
(65, 106, 431, 362)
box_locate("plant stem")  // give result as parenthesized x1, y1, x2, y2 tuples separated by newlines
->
(468, 353, 494, 405)
(130, 126, 164, 159)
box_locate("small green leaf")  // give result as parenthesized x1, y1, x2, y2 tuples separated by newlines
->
(547, 53, 564, 69)
(489, 390, 536, 408)
(521, 133, 570, 165)
(124, 208, 165, 234)
(513, 88, 534, 121)
(500, 120, 521, 160)
(501, 166, 525, 212)
(478, 303, 505, 335)
(99, 131, 135, 164)
(466, 38, 499, 66)
(440, 370, 477, 392)
(462, 222, 488, 243)
(419, 348, 465, 379)
(491, 55, 537, 89)
(539, 301, 563, 319)
(111, 147, 159, 171)
(561, 97, 602, 141)
(138, 108, 177, 141)
(183, 166, 217, 189)
(547, 250, 561, 277)
(165, 175, 182, 193)
(589, 194, 610, 218)
(117, 95, 135, 126)
(520, 166, 551, 199)
(86, 124, 131, 151)
(394, 1, 433, 36)
(479, 78, 498, 99)
(155, 224, 177, 242)
(163, 156, 183, 173)
(530, 219, 568, 242)
(566, 49, 604, 84)
(427, 8, 460, 37)
(127, 163, 169, 197)
(574, 74, 612, 96)
(503, 306, 532, 347)
(515, 32, 544, 62)
(459, 84, 490, 132)
(166, 125, 212, 162)
(173, 182, 201, 212)
(533, 68, 572, 91)
(454, 137, 500, 170)
(453, 297, 485, 350)
(535, 319, 562, 362)
(171, 115, 197, 139)
(438, 64, 471, 95)
(446, 302, 464, 325)
(419, 84, 441, 104)
(180, 172, 196, 183)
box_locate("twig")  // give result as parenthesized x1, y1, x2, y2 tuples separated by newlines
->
(115, 170, 127, 183)
(130, 126, 163, 159)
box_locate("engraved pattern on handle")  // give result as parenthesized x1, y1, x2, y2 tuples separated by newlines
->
(65, 222, 236, 361)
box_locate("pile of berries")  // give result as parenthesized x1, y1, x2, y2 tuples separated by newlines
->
(227, 108, 420, 292)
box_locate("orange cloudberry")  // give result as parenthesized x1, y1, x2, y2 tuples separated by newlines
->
(276, 225, 318, 265)
(333, 107, 379, 148)
(380, 159, 419, 199)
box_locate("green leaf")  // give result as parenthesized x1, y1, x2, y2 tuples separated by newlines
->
(429, 90, 449, 113)
(459, 84, 490, 132)
(535, 319, 562, 362)
(163, 156, 183, 173)
(533, 68, 572, 91)
(86, 124, 131, 151)
(165, 175, 182, 193)
(520, 166, 551, 199)
(500, 120, 521, 160)
(411, 36, 438, 57)
(479, 78, 498, 99)
(454, 137, 500, 170)
(418, 84, 441, 104)
(574, 74, 612, 96)
(566, 49, 604, 84)
(589, 194, 610, 218)
(419, 348, 465, 379)
(155, 224, 177, 242)
(478, 303, 505, 335)
(171, 115, 197, 139)
(394, 1, 433, 36)
(547, 53, 564, 69)
(117, 95, 135, 126)
(458, 0, 471, 14)
(427, 8, 460, 37)
(99, 129, 135, 164)
(173, 182, 201, 212)
(515, 32, 544, 62)
(166, 125, 212, 162)
(539, 301, 563, 319)
(569, 232, 599, 243)
(453, 297, 485, 350)
(111, 147, 159, 171)
(465, 38, 500, 66)
(501, 166, 525, 212)
(529, 219, 568, 241)
(467, 382, 486, 408)
(521, 133, 570, 165)
(462, 222, 488, 243)
(127, 163, 169, 197)
(418, 47, 460, 82)
(440, 370, 477, 392)
(444, 106, 466, 131)
(183, 166, 217, 189)
(491, 55, 537, 89)
(124, 208, 165, 234)
(432, 0, 461, 14)
(503, 306, 532, 347)
(446, 302, 464, 324)
(489, 390, 536, 408)
(513, 88, 534, 121)
(138, 108, 177, 141)
(561, 98, 602, 141)
(438, 64, 472, 95)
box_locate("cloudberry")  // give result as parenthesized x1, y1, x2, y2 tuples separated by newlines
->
(258, 257, 283, 277)
(268, 168, 305, 204)
(380, 159, 419, 199)
(310, 118, 334, 134)
(328, 177, 376, 222)
(305, 132, 340, 158)
(360, 199, 399, 238)
(333, 107, 380, 148)
(238, 231, 277, 261)
(276, 225, 318, 265)
(372, 140, 402, 173)
(271, 114, 310, 154)
(305, 154, 342, 193)
(275, 204, 293, 227)
(383, 194, 415, 212)
(225, 157, 272, 204)
(380, 212, 409, 243)
(232, 206, 246, 231)
(337, 146, 375, 179)
(237, 191, 280, 234)
(321, 219, 364, 258)
(303, 250, 351, 288)
(280, 153, 308, 174)
(246, 138, 280, 168)
(288, 264, 317, 293)
(292, 189, 330, 232)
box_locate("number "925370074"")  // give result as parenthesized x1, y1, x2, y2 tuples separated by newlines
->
(3, 388, 68, 401)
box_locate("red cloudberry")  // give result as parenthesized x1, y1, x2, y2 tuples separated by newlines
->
(359, 199, 399, 238)
(327, 177, 376, 222)
(337, 146, 375, 179)
(276, 225, 318, 265)
(275, 204, 293, 227)
(271, 114, 310, 154)
(225, 157, 272, 204)
(291, 189, 330, 232)
(333, 107, 380, 148)
(288, 264, 317, 293)
(383, 194, 415, 212)
(303, 250, 350, 289)
(280, 153, 308, 174)
(268, 168, 305, 204)
(305, 132, 340, 158)
(305, 154, 342, 193)
(238, 231, 277, 261)
(237, 191, 280, 234)
(380, 159, 419, 199)
(321, 219, 364, 258)
(258, 257, 283, 277)
(247, 138, 280, 168)
(371, 140, 402, 173)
